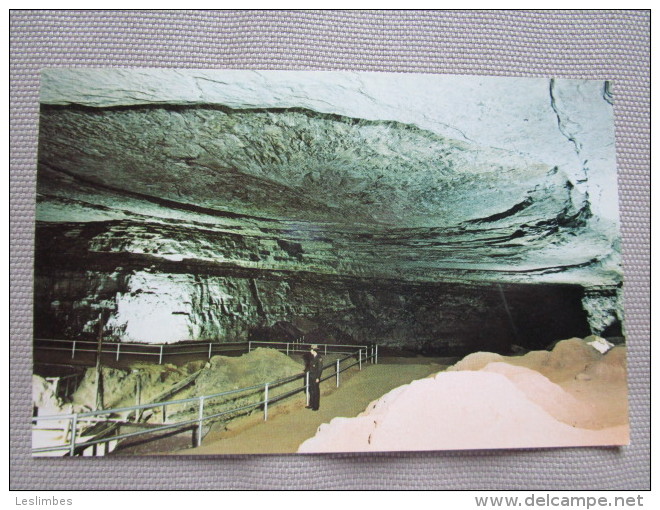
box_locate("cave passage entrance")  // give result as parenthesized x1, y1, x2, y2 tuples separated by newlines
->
(244, 279, 592, 357)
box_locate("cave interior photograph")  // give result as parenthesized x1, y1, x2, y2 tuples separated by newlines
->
(30, 69, 629, 456)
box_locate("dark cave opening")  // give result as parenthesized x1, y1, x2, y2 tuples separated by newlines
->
(294, 278, 593, 356)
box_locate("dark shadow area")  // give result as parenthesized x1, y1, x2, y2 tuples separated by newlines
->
(111, 424, 199, 455)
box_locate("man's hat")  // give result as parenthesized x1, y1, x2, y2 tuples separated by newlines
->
(310, 344, 319, 350)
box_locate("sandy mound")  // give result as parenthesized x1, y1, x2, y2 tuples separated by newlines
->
(68, 347, 305, 420)
(71, 360, 205, 411)
(447, 351, 504, 372)
(191, 348, 303, 397)
(581, 345, 627, 383)
(478, 362, 598, 428)
(450, 338, 608, 384)
(298, 337, 628, 453)
(507, 338, 604, 383)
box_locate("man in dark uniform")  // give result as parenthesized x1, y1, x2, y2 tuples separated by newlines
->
(305, 344, 323, 411)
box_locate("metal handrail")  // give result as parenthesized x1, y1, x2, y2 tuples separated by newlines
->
(35, 338, 379, 364)
(248, 340, 369, 353)
(32, 343, 378, 456)
(35, 338, 250, 364)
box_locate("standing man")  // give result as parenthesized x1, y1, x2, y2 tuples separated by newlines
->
(305, 344, 324, 411)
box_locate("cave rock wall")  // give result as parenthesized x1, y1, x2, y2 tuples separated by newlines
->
(33, 71, 624, 353)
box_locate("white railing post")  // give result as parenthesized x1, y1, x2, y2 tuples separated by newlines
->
(197, 396, 205, 447)
(324, 344, 327, 355)
(69, 414, 78, 457)
(116, 342, 120, 361)
(264, 383, 269, 421)
(375, 344, 378, 364)
(63, 417, 71, 445)
(135, 376, 142, 422)
(71, 341, 76, 359)
(159, 345, 164, 364)
(305, 372, 310, 406)
(359, 348, 362, 370)
(248, 341, 252, 352)
(208, 342, 212, 359)
(286, 343, 289, 356)
(336, 359, 340, 387)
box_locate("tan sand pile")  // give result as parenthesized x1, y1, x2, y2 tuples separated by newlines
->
(448, 351, 505, 372)
(71, 360, 205, 411)
(69, 347, 304, 417)
(478, 363, 598, 428)
(297, 337, 629, 453)
(163, 347, 307, 423)
(190, 347, 303, 397)
(581, 345, 627, 383)
(448, 338, 604, 383)
(34, 348, 308, 454)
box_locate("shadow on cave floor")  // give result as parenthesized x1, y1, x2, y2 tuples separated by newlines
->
(112, 425, 198, 456)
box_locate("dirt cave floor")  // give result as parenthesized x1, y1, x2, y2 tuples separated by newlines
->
(109, 337, 628, 455)
(184, 356, 453, 455)
(111, 354, 453, 455)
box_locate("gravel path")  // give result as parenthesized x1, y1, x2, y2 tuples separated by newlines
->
(179, 357, 452, 455)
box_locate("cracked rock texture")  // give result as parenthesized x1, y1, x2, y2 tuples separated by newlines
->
(34, 70, 624, 351)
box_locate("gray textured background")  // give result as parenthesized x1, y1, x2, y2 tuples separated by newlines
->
(9, 10, 650, 490)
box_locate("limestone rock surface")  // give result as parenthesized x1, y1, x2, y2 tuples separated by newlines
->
(34, 70, 624, 349)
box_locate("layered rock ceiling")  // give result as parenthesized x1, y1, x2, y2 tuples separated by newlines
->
(34, 70, 624, 352)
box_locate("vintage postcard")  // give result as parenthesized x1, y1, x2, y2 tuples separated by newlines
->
(32, 69, 627, 455)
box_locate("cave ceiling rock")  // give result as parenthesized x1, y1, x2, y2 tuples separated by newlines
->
(37, 70, 621, 289)
(40, 70, 615, 213)
(39, 104, 567, 227)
